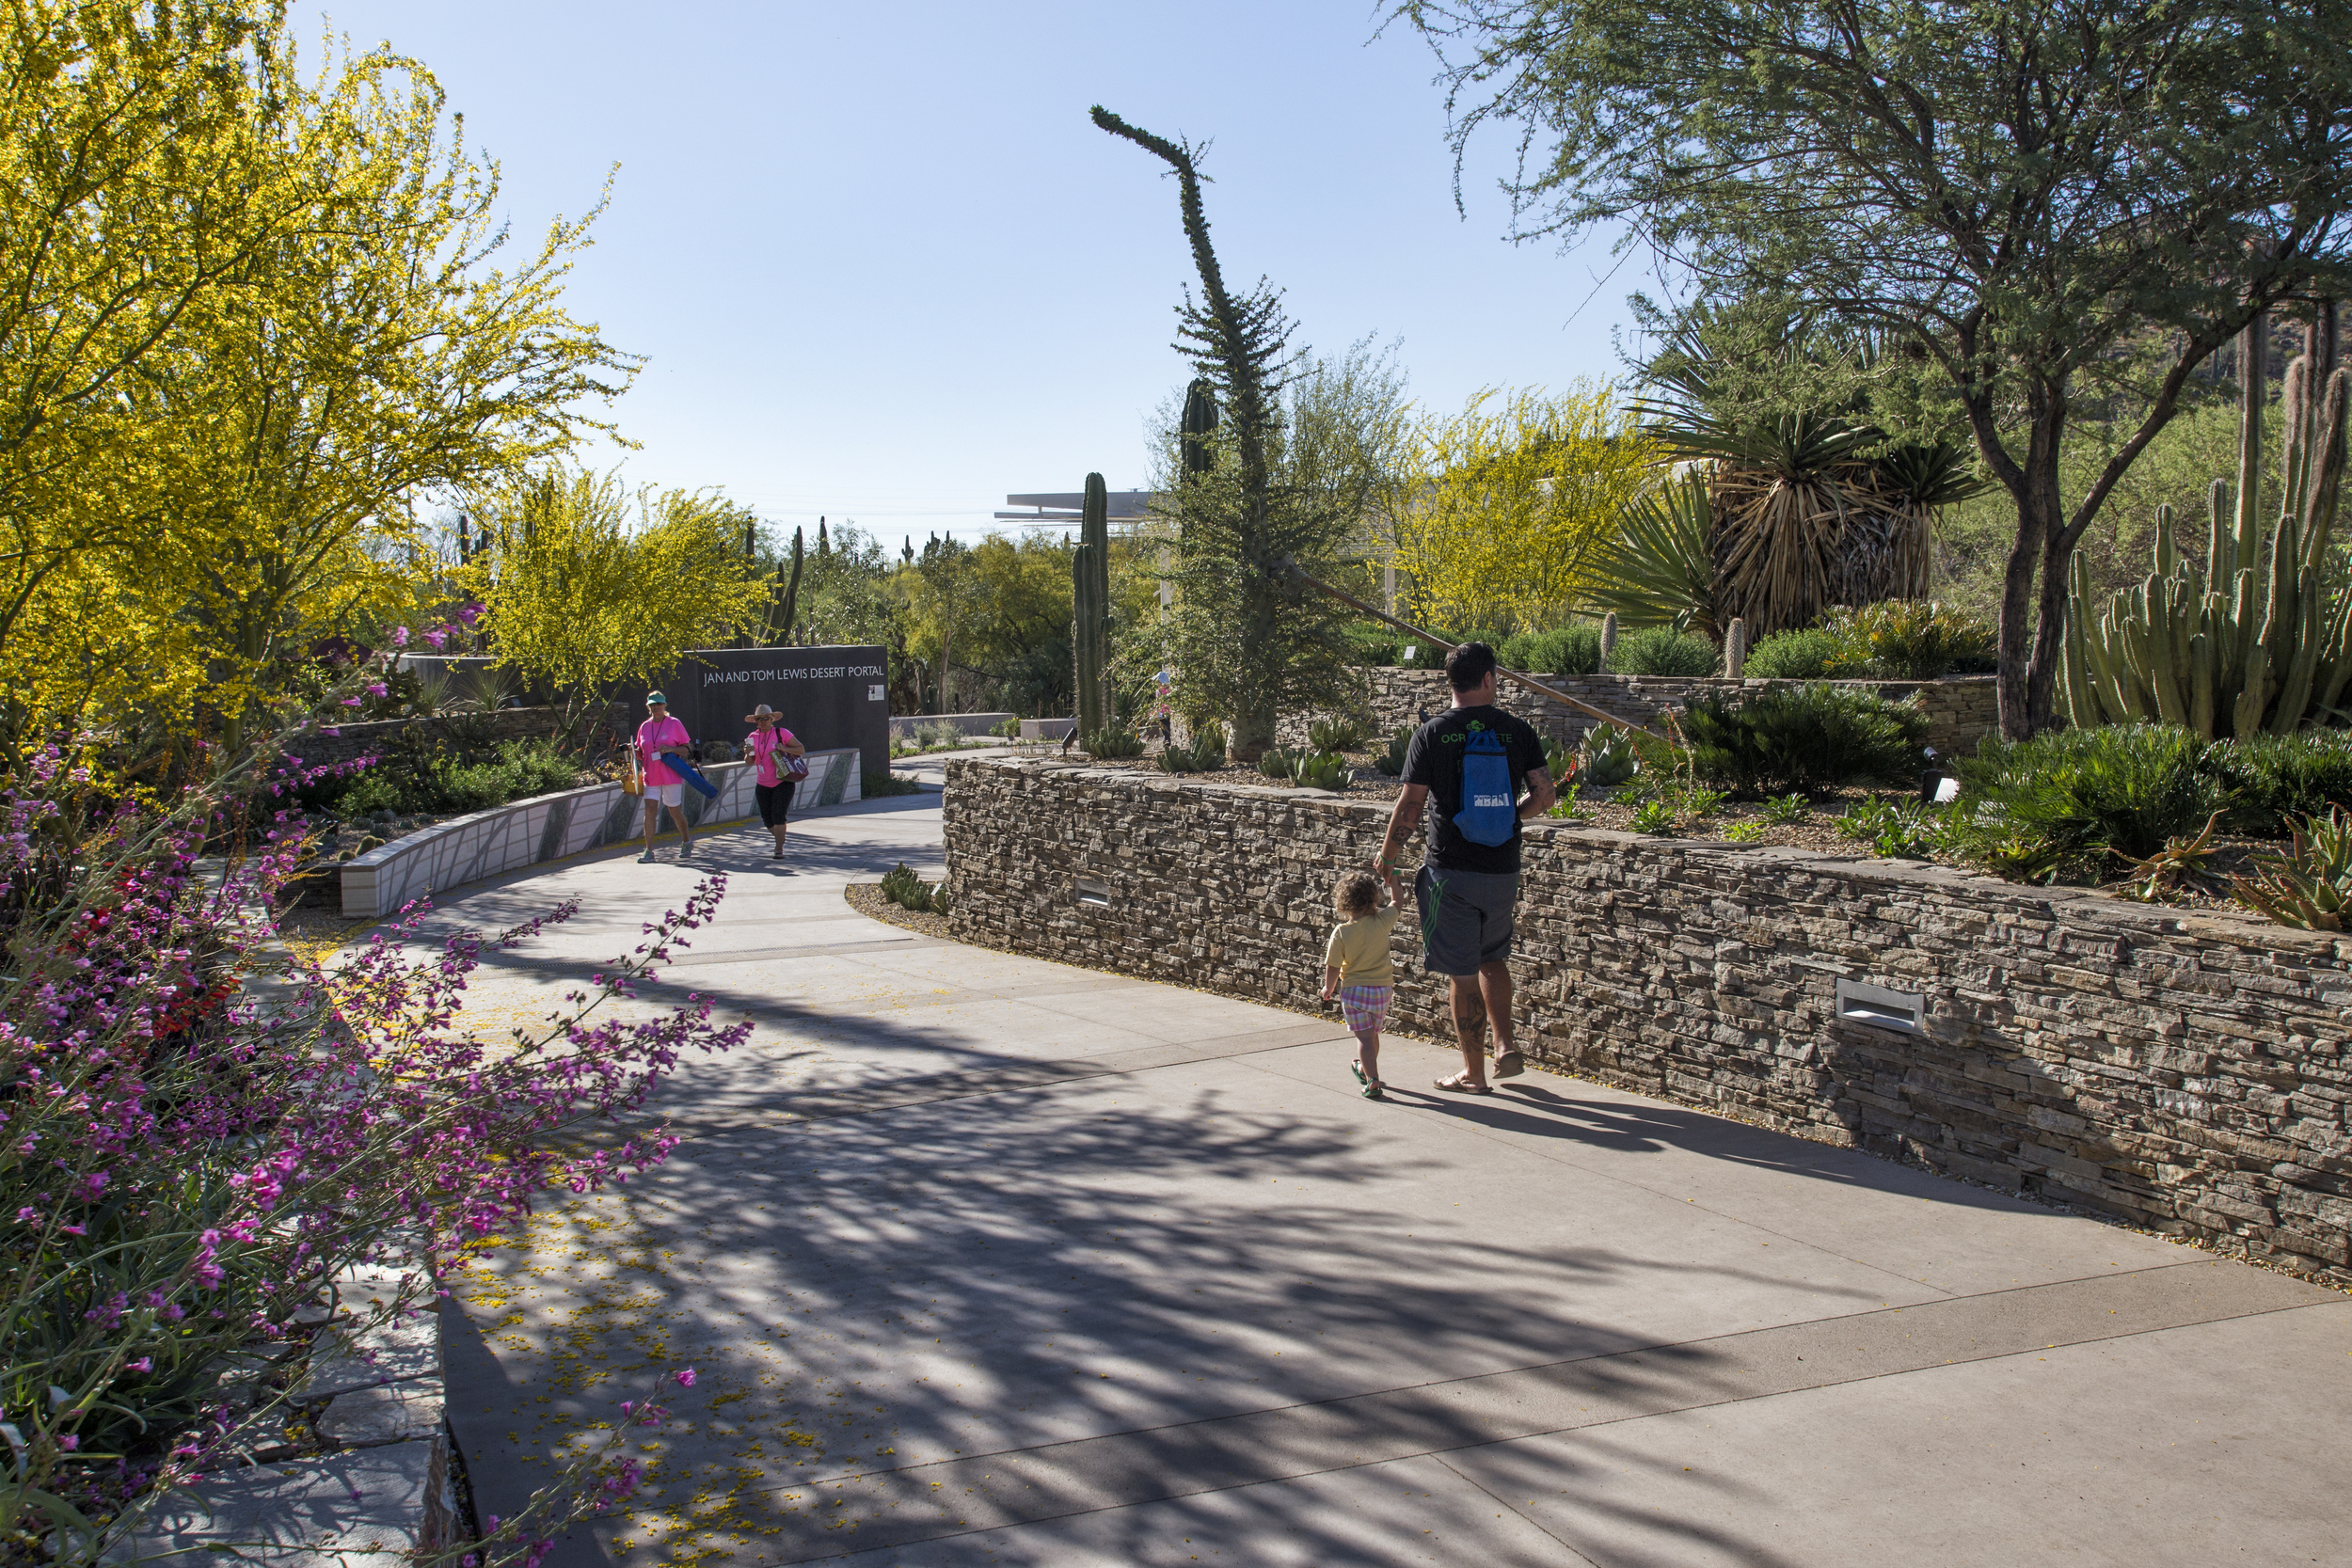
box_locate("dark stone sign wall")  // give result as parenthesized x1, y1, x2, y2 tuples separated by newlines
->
(633, 646, 889, 766)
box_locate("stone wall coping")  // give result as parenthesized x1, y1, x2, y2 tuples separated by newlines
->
(342, 748, 863, 917)
(946, 754, 2341, 958)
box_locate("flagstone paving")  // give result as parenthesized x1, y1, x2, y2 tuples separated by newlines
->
(416, 791, 2351, 1567)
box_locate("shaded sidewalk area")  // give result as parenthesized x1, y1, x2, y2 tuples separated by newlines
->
(412, 793, 2350, 1567)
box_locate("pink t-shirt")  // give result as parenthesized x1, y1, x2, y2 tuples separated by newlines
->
(747, 726, 799, 787)
(636, 716, 691, 784)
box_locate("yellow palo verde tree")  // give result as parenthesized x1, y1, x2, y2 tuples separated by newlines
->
(459, 468, 770, 749)
(0, 1, 632, 752)
(1389, 385, 1657, 635)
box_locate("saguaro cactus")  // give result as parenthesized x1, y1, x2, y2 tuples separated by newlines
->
(2064, 305, 2352, 736)
(1073, 473, 1111, 738)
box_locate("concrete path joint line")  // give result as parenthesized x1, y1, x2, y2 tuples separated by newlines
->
(746, 1263, 2335, 1561)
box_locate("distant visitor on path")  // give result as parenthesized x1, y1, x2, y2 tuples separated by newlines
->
(745, 704, 808, 866)
(1376, 641, 1554, 1094)
(1320, 871, 1400, 1101)
(635, 691, 695, 863)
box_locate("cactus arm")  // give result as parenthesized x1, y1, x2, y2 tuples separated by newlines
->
(2236, 315, 2268, 568)
(2208, 478, 2233, 588)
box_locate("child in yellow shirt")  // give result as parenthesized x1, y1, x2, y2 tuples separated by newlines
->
(1320, 871, 1401, 1100)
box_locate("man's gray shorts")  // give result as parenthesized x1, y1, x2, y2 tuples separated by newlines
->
(1414, 864, 1519, 976)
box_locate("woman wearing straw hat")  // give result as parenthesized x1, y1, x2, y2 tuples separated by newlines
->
(744, 704, 807, 863)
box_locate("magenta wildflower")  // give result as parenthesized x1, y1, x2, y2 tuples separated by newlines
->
(675, 1368, 696, 1388)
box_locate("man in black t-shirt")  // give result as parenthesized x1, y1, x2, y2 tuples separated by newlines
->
(1376, 641, 1555, 1094)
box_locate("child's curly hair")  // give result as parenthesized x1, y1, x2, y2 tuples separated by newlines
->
(1332, 871, 1382, 919)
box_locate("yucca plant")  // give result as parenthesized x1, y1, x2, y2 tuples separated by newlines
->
(2233, 807, 2352, 929)
(1614, 311, 1983, 639)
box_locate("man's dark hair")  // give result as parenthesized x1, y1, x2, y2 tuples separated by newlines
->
(1446, 641, 1498, 693)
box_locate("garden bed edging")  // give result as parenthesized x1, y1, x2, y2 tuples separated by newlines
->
(340, 749, 861, 917)
(943, 755, 2352, 1282)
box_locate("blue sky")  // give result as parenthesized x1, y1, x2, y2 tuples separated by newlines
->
(294, 1, 1644, 545)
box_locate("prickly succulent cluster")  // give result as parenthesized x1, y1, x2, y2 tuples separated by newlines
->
(2064, 310, 2352, 736)
(2233, 806, 2352, 930)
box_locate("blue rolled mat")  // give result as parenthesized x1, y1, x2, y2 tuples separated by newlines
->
(661, 753, 720, 800)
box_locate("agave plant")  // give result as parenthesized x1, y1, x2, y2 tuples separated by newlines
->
(1578, 722, 1640, 787)
(1288, 751, 1352, 791)
(2233, 807, 2352, 930)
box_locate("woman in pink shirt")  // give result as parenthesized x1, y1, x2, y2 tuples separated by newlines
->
(744, 704, 807, 863)
(634, 691, 695, 863)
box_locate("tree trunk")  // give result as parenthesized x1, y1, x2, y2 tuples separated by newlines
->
(1994, 384, 2072, 739)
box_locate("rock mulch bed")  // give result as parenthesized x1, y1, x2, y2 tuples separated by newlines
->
(844, 880, 955, 940)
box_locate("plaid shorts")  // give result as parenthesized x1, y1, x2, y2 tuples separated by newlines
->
(1338, 983, 1391, 1033)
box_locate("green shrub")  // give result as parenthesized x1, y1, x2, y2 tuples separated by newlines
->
(1374, 724, 1412, 776)
(1257, 746, 1300, 780)
(1680, 684, 1929, 798)
(1308, 715, 1373, 752)
(865, 767, 925, 797)
(1836, 800, 1949, 859)
(1501, 623, 1603, 675)
(1629, 800, 1678, 835)
(991, 717, 1023, 738)
(2233, 807, 2352, 929)
(1949, 722, 2226, 878)
(2201, 729, 2352, 835)
(1757, 792, 1811, 824)
(1743, 628, 1850, 681)
(1723, 819, 1768, 844)
(1604, 626, 1718, 677)
(1818, 600, 1995, 680)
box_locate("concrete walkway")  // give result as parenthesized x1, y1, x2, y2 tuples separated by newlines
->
(420, 795, 2351, 1567)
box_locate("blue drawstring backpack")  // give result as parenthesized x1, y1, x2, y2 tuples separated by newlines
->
(1452, 728, 1518, 846)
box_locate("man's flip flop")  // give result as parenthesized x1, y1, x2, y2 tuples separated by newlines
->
(1434, 1072, 1495, 1095)
(1495, 1050, 1526, 1079)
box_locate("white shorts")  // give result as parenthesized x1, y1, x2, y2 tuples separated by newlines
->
(644, 781, 682, 807)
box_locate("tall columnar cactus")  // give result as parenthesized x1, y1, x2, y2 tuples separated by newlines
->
(2063, 306, 2352, 736)
(766, 527, 804, 647)
(1073, 473, 1111, 737)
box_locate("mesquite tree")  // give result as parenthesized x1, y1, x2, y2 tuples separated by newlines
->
(1399, 0, 2352, 736)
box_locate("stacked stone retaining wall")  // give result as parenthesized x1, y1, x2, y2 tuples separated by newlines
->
(943, 756, 2352, 1283)
(1291, 669, 1998, 758)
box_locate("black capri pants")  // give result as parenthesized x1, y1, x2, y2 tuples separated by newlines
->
(755, 780, 796, 827)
